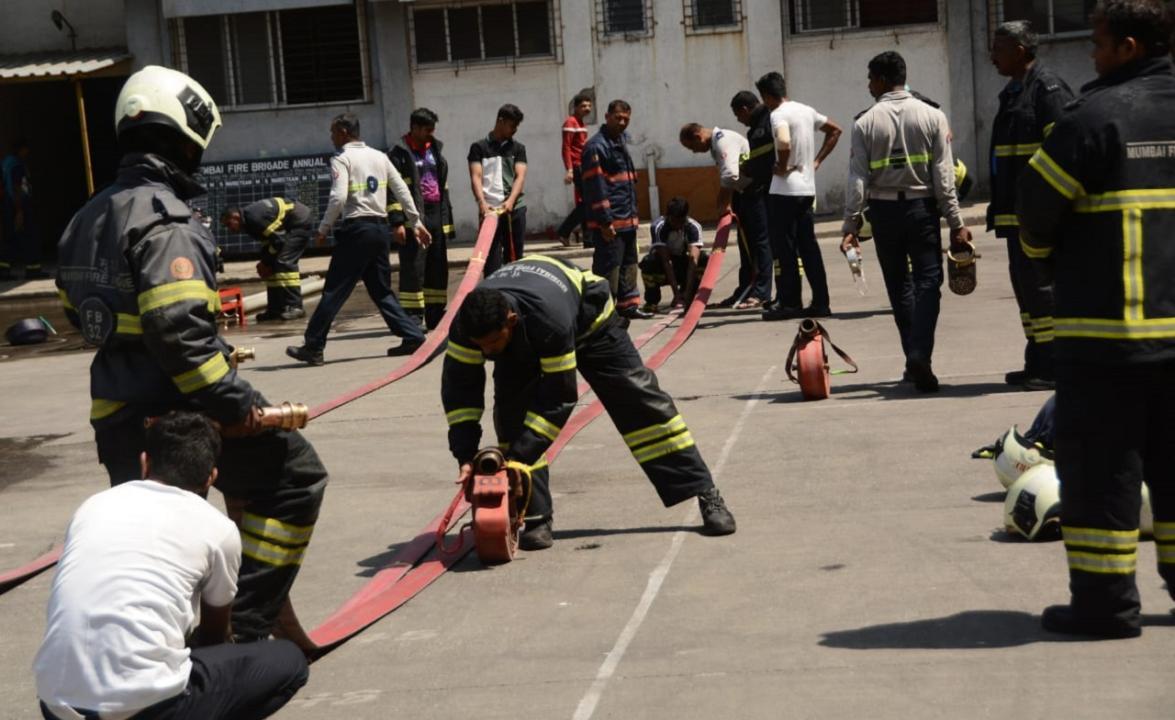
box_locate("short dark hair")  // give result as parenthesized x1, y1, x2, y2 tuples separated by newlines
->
(497, 104, 524, 124)
(755, 71, 787, 99)
(144, 412, 222, 492)
(1094, 0, 1173, 58)
(572, 92, 592, 106)
(458, 287, 511, 339)
(220, 207, 241, 222)
(666, 196, 690, 219)
(410, 107, 438, 129)
(730, 90, 760, 111)
(678, 123, 704, 144)
(607, 99, 632, 114)
(994, 20, 1040, 58)
(332, 112, 361, 138)
(868, 51, 907, 87)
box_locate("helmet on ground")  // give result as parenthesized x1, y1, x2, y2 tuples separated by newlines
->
(115, 65, 221, 150)
(1004, 464, 1062, 541)
(993, 426, 1053, 490)
(1140, 482, 1154, 537)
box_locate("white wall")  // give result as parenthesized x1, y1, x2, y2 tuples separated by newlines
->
(0, 0, 127, 53)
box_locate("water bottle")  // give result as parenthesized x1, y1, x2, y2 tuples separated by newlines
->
(845, 246, 868, 296)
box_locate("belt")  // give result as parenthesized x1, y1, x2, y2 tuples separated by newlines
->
(341, 216, 388, 226)
(869, 189, 933, 202)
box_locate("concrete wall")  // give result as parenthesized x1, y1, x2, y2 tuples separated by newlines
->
(0, 0, 127, 53)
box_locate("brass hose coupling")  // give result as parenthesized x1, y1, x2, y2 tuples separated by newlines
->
(258, 402, 309, 430)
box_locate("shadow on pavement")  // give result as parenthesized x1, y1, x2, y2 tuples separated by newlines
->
(737, 380, 1025, 404)
(972, 491, 1006, 503)
(552, 525, 695, 541)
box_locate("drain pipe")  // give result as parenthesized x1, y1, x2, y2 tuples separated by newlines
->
(644, 145, 662, 219)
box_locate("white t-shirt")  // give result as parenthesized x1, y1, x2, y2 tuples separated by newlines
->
(34, 481, 241, 716)
(650, 216, 704, 256)
(768, 101, 828, 197)
(709, 127, 751, 191)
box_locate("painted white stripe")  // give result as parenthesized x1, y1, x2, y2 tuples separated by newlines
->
(571, 364, 777, 720)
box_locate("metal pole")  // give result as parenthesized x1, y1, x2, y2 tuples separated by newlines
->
(74, 77, 94, 196)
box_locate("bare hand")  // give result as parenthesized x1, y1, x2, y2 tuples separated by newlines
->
(501, 198, 516, 213)
(478, 202, 492, 218)
(601, 224, 617, 241)
(255, 261, 273, 279)
(393, 225, 407, 246)
(458, 463, 474, 501)
(812, 159, 822, 172)
(950, 226, 974, 253)
(564, 169, 574, 185)
(415, 225, 433, 248)
(773, 162, 798, 177)
(840, 233, 859, 254)
(314, 232, 327, 247)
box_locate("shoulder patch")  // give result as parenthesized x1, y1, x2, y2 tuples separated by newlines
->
(170, 256, 195, 280)
(152, 192, 192, 222)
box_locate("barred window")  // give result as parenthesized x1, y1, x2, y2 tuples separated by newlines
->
(791, 0, 938, 33)
(410, 1, 556, 67)
(598, 0, 653, 37)
(685, 0, 742, 32)
(171, 3, 369, 109)
(997, 0, 1096, 37)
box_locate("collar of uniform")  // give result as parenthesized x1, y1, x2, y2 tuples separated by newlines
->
(878, 90, 912, 103)
(344, 141, 366, 149)
(117, 152, 206, 200)
(1082, 56, 1174, 93)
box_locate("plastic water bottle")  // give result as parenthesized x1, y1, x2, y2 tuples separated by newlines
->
(845, 247, 868, 296)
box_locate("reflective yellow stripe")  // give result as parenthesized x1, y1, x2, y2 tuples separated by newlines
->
(1054, 317, 1175, 340)
(242, 512, 314, 545)
(401, 290, 425, 309)
(116, 313, 142, 335)
(541, 351, 577, 374)
(994, 143, 1041, 157)
(505, 255, 613, 340)
(1153, 521, 1175, 543)
(90, 398, 126, 420)
(446, 341, 485, 365)
(350, 181, 388, 192)
(525, 254, 585, 287)
(1123, 208, 1144, 321)
(387, 202, 404, 213)
(623, 415, 687, 448)
(632, 431, 696, 464)
(264, 272, 301, 288)
(1042, 122, 1056, 138)
(442, 224, 455, 234)
(524, 411, 561, 442)
(1020, 235, 1052, 259)
(1028, 149, 1084, 200)
(1066, 550, 1137, 574)
(1073, 189, 1175, 213)
(138, 280, 220, 314)
(994, 213, 1019, 227)
(869, 153, 932, 170)
(1063, 526, 1139, 550)
(530, 454, 549, 472)
(241, 534, 306, 567)
(58, 288, 75, 310)
(578, 296, 615, 342)
(1158, 546, 1175, 564)
(172, 354, 231, 394)
(740, 143, 774, 162)
(263, 198, 294, 237)
(446, 407, 483, 426)
(423, 289, 448, 302)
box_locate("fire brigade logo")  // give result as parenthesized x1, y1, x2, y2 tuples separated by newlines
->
(170, 257, 195, 280)
(77, 297, 115, 345)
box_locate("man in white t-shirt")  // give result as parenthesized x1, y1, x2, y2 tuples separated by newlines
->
(756, 72, 843, 321)
(638, 196, 708, 311)
(33, 412, 308, 720)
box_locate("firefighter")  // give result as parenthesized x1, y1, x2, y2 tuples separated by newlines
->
(55, 66, 328, 648)
(1016, 0, 1175, 639)
(221, 198, 314, 322)
(988, 19, 1074, 391)
(729, 90, 775, 310)
(388, 107, 455, 331)
(441, 255, 736, 550)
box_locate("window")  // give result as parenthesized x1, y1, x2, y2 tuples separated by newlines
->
(597, 0, 654, 37)
(409, 1, 556, 67)
(684, 0, 742, 33)
(791, 0, 938, 33)
(997, 0, 1096, 37)
(171, 2, 369, 109)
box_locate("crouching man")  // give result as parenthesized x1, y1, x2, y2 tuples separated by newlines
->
(638, 196, 708, 312)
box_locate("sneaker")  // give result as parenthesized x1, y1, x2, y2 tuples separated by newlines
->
(619, 306, 654, 320)
(254, 310, 280, 323)
(708, 294, 740, 309)
(905, 358, 939, 393)
(803, 305, 833, 318)
(519, 519, 554, 550)
(1041, 604, 1141, 639)
(640, 302, 659, 315)
(1022, 376, 1056, 392)
(279, 308, 306, 321)
(762, 305, 804, 322)
(697, 487, 736, 536)
(1005, 369, 1028, 386)
(286, 345, 324, 366)
(387, 338, 425, 356)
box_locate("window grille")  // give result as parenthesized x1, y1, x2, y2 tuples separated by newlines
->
(995, 0, 1096, 38)
(684, 0, 743, 34)
(791, 0, 938, 34)
(596, 0, 654, 38)
(409, 1, 558, 69)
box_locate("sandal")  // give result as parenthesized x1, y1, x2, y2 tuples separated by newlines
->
(734, 297, 763, 310)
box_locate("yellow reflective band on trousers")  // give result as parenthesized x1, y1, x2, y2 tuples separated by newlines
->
(1063, 526, 1138, 550)
(1020, 235, 1053, 259)
(524, 411, 561, 442)
(1153, 521, 1175, 543)
(994, 143, 1041, 158)
(869, 153, 932, 170)
(632, 431, 696, 464)
(172, 354, 231, 394)
(1030, 316, 1055, 343)
(138, 280, 221, 315)
(90, 398, 127, 420)
(242, 512, 314, 545)
(1027, 149, 1085, 200)
(1020, 312, 1032, 340)
(424, 288, 448, 303)
(263, 198, 294, 237)
(1066, 551, 1137, 574)
(446, 341, 485, 365)
(540, 351, 577, 374)
(264, 272, 301, 288)
(624, 415, 687, 448)
(401, 290, 425, 309)
(446, 407, 483, 426)
(1053, 317, 1175, 340)
(241, 534, 307, 567)
(995, 214, 1019, 227)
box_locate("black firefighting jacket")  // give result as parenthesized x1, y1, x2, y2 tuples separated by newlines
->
(1017, 58, 1175, 365)
(739, 104, 774, 190)
(241, 197, 315, 261)
(582, 128, 639, 232)
(441, 255, 614, 466)
(387, 136, 455, 242)
(987, 62, 1073, 234)
(56, 153, 259, 428)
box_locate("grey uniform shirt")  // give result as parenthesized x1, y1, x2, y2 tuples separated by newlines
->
(842, 90, 962, 234)
(710, 127, 752, 191)
(319, 141, 419, 235)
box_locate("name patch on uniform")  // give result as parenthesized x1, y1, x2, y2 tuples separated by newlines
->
(170, 257, 195, 280)
(1126, 141, 1175, 160)
(78, 297, 115, 345)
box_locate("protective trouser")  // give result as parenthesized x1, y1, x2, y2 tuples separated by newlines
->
(768, 194, 829, 310)
(1003, 228, 1055, 378)
(303, 219, 424, 352)
(398, 202, 450, 329)
(494, 317, 714, 522)
(732, 188, 772, 302)
(261, 229, 308, 315)
(1054, 362, 1175, 629)
(868, 198, 944, 365)
(484, 207, 527, 277)
(591, 227, 641, 309)
(94, 415, 329, 640)
(638, 252, 708, 306)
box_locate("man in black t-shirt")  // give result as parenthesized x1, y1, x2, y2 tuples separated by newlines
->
(468, 104, 528, 276)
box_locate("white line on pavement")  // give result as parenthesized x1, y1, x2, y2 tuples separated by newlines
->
(571, 364, 778, 720)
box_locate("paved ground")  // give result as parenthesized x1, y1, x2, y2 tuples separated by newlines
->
(3, 207, 1174, 719)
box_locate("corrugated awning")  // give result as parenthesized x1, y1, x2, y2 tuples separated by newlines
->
(162, 0, 349, 17)
(0, 48, 133, 82)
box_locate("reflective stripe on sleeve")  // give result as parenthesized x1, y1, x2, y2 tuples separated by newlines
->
(172, 354, 231, 394)
(242, 512, 314, 545)
(446, 341, 485, 365)
(524, 411, 562, 442)
(1027, 149, 1085, 200)
(446, 407, 484, 426)
(138, 280, 220, 315)
(540, 351, 577, 374)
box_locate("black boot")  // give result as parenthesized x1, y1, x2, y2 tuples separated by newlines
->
(519, 519, 554, 550)
(1041, 604, 1141, 639)
(698, 487, 736, 536)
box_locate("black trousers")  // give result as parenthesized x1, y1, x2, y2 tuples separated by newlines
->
(95, 416, 329, 640)
(1002, 229, 1055, 378)
(638, 251, 708, 305)
(485, 207, 527, 276)
(732, 189, 773, 302)
(493, 318, 714, 522)
(40, 639, 308, 720)
(591, 227, 642, 307)
(768, 194, 829, 310)
(557, 166, 586, 240)
(260, 228, 309, 314)
(1054, 362, 1175, 628)
(398, 202, 449, 329)
(868, 198, 944, 365)
(303, 219, 424, 351)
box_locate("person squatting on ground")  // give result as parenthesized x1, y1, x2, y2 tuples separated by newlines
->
(557, 92, 593, 247)
(468, 104, 528, 276)
(221, 198, 314, 322)
(987, 19, 1074, 391)
(581, 99, 653, 320)
(55, 66, 329, 645)
(388, 107, 455, 331)
(1016, 0, 1175, 640)
(638, 196, 708, 312)
(33, 413, 308, 720)
(726, 90, 775, 309)
(286, 112, 428, 366)
(440, 255, 736, 550)
(841, 51, 973, 393)
(756, 71, 842, 321)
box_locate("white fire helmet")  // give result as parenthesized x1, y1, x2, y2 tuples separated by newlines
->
(993, 426, 1053, 490)
(1140, 482, 1154, 537)
(114, 65, 221, 150)
(1004, 464, 1062, 541)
